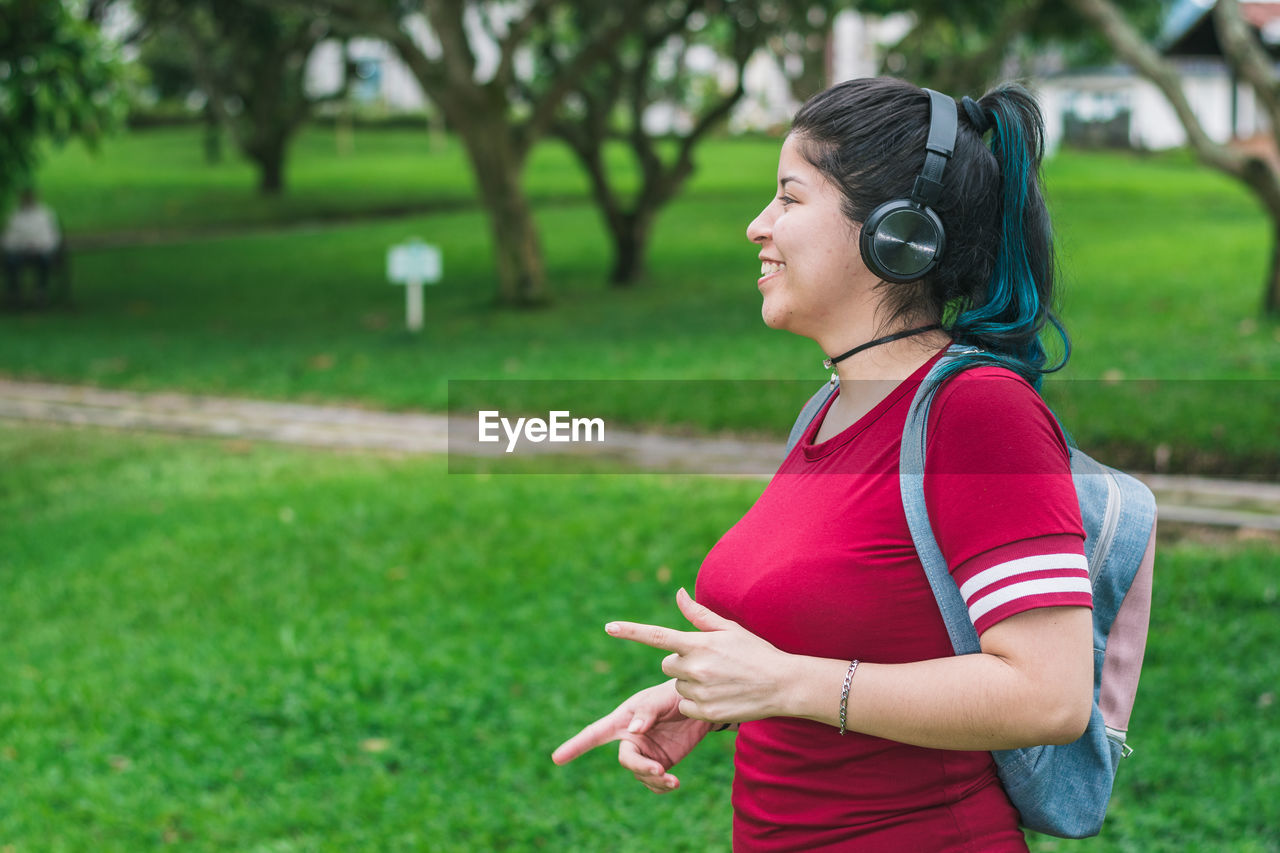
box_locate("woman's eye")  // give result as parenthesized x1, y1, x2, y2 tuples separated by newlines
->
(778, 195, 796, 207)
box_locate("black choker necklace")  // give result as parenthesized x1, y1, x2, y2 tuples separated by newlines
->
(823, 323, 943, 369)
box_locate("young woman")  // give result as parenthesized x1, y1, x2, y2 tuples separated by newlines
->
(553, 77, 1094, 851)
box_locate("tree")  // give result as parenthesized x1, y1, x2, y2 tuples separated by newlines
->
(865, 0, 1167, 96)
(134, 0, 346, 194)
(538, 0, 841, 285)
(1064, 0, 1280, 315)
(878, 0, 1049, 96)
(323, 0, 650, 306)
(132, 15, 227, 162)
(0, 0, 124, 206)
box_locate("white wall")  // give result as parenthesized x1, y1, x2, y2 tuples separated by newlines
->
(306, 37, 428, 111)
(1037, 60, 1270, 153)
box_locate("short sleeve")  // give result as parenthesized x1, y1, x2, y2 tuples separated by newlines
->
(922, 369, 1091, 636)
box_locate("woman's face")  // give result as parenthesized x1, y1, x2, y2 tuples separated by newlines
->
(746, 134, 874, 340)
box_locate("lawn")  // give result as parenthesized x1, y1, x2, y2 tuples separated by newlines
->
(1, 422, 1276, 850)
(35, 127, 619, 238)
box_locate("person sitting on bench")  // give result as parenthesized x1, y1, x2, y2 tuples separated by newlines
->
(3, 188, 62, 309)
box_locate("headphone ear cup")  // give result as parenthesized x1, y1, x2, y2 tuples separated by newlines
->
(859, 200, 946, 283)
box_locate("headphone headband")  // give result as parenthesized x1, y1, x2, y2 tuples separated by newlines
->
(910, 89, 958, 208)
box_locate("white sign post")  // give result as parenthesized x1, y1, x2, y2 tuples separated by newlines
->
(386, 239, 442, 332)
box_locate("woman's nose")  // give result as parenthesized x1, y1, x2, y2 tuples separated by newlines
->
(746, 207, 771, 244)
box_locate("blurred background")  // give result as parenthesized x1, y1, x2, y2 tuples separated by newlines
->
(1, 0, 1277, 849)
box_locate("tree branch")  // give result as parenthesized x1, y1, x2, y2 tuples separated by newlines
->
(1064, 0, 1246, 178)
(521, 4, 647, 154)
(322, 0, 449, 92)
(1213, 0, 1280, 140)
(423, 0, 479, 90)
(493, 0, 558, 92)
(384, 22, 451, 101)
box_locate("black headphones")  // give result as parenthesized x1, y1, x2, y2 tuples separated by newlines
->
(858, 88, 958, 283)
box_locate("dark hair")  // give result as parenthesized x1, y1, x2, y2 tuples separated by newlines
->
(788, 77, 1068, 390)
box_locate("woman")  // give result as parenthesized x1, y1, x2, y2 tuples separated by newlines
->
(553, 78, 1094, 851)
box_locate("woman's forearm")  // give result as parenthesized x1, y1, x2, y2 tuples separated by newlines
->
(778, 608, 1093, 751)
(781, 654, 1084, 750)
(605, 592, 1093, 751)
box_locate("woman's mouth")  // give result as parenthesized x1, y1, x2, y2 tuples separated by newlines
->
(759, 260, 785, 283)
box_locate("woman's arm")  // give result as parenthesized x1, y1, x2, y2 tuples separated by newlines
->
(782, 606, 1093, 748)
(611, 588, 1092, 751)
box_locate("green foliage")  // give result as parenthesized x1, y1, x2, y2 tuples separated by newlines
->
(0, 0, 125, 207)
(131, 0, 343, 192)
(871, 0, 1168, 93)
(0, 423, 1276, 848)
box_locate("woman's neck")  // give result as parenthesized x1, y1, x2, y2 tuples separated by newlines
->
(824, 324, 949, 382)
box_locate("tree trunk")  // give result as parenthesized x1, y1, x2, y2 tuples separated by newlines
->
(253, 139, 286, 195)
(1269, 225, 1280, 315)
(565, 135, 648, 287)
(201, 105, 223, 164)
(258, 156, 283, 195)
(243, 104, 295, 196)
(1237, 157, 1280, 315)
(610, 213, 644, 286)
(458, 123, 547, 306)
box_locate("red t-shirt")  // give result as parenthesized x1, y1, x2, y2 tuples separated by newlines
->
(695, 351, 1090, 852)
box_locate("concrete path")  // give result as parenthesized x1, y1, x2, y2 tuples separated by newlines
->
(2, 378, 1279, 532)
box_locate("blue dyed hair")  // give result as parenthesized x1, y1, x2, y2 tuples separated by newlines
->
(790, 79, 1069, 391)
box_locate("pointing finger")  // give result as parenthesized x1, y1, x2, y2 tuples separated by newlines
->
(605, 620, 696, 654)
(551, 706, 629, 765)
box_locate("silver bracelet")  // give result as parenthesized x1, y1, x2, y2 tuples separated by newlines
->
(838, 659, 860, 736)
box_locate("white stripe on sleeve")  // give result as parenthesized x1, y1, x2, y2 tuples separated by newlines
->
(967, 576, 1094, 625)
(958, 553, 1089, 601)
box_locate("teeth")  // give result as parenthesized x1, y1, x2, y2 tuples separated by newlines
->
(761, 261, 785, 275)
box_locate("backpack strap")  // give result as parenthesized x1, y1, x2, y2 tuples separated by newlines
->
(898, 345, 983, 655)
(785, 378, 839, 455)
(896, 345, 1156, 837)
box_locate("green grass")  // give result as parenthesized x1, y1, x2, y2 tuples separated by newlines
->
(2, 129, 1277, 474)
(35, 127, 662, 238)
(1, 423, 1276, 850)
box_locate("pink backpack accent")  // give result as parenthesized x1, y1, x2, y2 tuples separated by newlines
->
(1099, 524, 1157, 741)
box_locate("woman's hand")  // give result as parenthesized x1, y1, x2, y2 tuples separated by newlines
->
(551, 679, 713, 793)
(605, 588, 797, 724)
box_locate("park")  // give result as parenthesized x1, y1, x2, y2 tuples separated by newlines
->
(2, 1, 1279, 850)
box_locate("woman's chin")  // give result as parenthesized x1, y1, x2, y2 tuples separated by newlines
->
(760, 299, 785, 328)
(760, 304, 797, 333)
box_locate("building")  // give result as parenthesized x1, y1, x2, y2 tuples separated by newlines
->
(1035, 0, 1280, 152)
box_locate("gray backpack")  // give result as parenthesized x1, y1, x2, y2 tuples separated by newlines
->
(786, 346, 1157, 838)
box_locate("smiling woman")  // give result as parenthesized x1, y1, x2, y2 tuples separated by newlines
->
(555, 77, 1095, 853)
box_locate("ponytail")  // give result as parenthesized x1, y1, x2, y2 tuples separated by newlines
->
(938, 85, 1069, 391)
